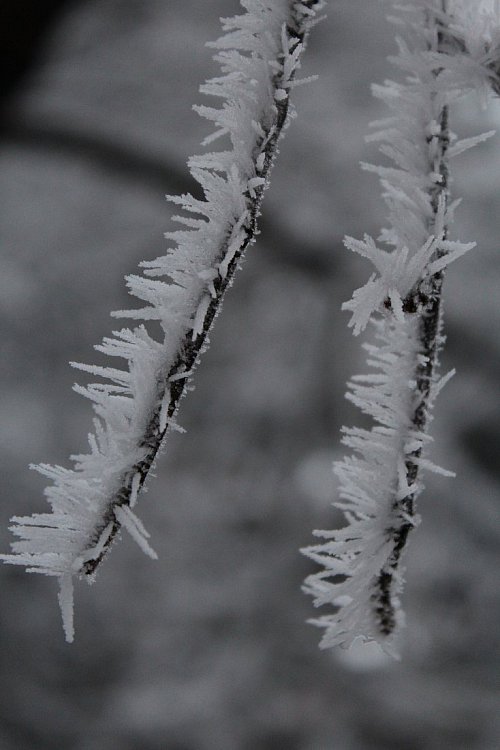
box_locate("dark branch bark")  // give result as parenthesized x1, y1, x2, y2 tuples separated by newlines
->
(373, 5, 451, 637)
(82, 0, 322, 577)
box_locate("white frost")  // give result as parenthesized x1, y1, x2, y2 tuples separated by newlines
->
(58, 574, 75, 644)
(114, 505, 158, 560)
(1, 0, 323, 640)
(303, 0, 496, 652)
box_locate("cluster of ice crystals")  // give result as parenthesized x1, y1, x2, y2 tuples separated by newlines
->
(303, 0, 497, 654)
(303, 316, 422, 653)
(1, 0, 321, 642)
(343, 210, 475, 336)
(448, 0, 500, 93)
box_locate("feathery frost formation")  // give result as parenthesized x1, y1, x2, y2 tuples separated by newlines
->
(1, 0, 323, 641)
(303, 0, 500, 654)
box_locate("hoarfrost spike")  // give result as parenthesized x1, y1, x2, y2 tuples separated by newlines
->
(302, 0, 498, 655)
(1, 0, 324, 640)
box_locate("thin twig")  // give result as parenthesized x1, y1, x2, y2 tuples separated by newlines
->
(374, 2, 451, 636)
(82, 0, 321, 576)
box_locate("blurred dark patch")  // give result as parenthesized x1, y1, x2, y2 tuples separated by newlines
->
(248, 729, 302, 750)
(357, 725, 425, 750)
(0, 116, 191, 195)
(0, 611, 130, 749)
(0, 0, 78, 107)
(461, 420, 500, 479)
(232, 517, 268, 535)
(0, 719, 73, 750)
(446, 320, 500, 379)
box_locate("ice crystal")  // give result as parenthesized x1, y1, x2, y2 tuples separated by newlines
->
(1, 0, 323, 641)
(302, 0, 497, 654)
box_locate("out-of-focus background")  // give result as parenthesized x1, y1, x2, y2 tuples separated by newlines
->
(1, 1, 499, 748)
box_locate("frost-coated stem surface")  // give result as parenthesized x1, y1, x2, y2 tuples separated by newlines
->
(374, 95, 450, 636)
(302, 0, 499, 654)
(1, 0, 323, 641)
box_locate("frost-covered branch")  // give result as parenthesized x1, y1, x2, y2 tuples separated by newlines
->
(302, 0, 499, 654)
(1, 0, 323, 641)
(436, 0, 500, 96)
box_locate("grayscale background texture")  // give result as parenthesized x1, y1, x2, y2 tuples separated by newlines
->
(1, 1, 499, 748)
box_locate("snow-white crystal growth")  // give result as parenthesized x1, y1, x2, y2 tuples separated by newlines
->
(1, 0, 323, 642)
(342, 213, 474, 336)
(302, 0, 498, 654)
(303, 317, 422, 651)
(302, 317, 455, 653)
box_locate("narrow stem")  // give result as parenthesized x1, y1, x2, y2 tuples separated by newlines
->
(373, 3, 450, 635)
(82, 0, 319, 577)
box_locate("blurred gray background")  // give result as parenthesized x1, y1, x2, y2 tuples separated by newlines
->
(1, 1, 499, 748)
